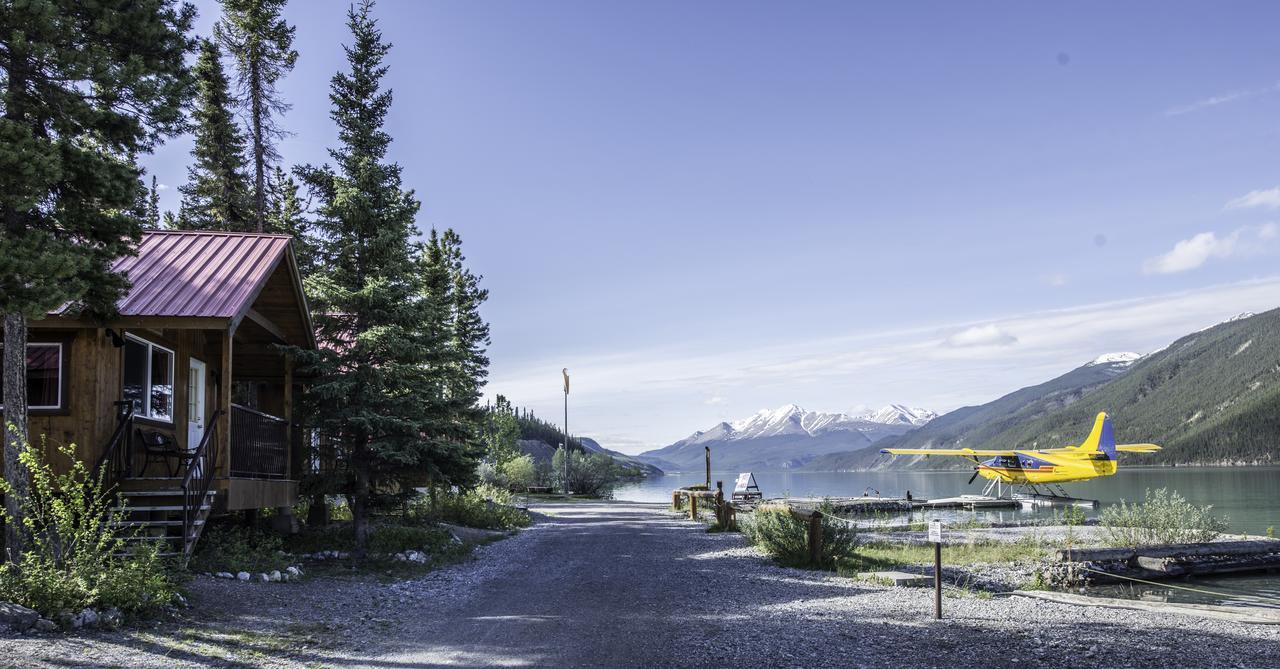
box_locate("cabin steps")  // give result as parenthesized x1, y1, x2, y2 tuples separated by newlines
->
(109, 486, 218, 559)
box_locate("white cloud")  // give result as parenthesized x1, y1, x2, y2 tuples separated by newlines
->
(1143, 224, 1276, 274)
(487, 279, 1280, 453)
(1164, 82, 1280, 117)
(704, 395, 727, 406)
(944, 324, 1017, 348)
(1225, 187, 1280, 211)
(156, 183, 170, 191)
(1045, 273, 1068, 287)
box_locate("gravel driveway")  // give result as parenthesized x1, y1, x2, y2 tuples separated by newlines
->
(3, 500, 1279, 668)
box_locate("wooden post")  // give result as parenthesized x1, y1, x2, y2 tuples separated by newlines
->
(704, 446, 710, 489)
(689, 494, 698, 521)
(283, 355, 294, 480)
(934, 541, 943, 619)
(672, 490, 682, 511)
(219, 328, 234, 478)
(808, 511, 823, 565)
(715, 481, 724, 527)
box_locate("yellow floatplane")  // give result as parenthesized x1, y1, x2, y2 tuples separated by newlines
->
(880, 412, 1160, 502)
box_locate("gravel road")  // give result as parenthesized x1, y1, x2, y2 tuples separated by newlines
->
(2, 500, 1278, 668)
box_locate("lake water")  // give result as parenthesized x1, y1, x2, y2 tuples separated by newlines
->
(614, 466, 1280, 535)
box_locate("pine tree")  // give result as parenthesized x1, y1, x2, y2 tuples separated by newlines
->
(0, 0, 196, 558)
(295, 0, 433, 558)
(439, 228, 490, 466)
(215, 0, 298, 231)
(177, 39, 254, 230)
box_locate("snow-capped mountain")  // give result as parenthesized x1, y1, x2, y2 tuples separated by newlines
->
(1086, 352, 1142, 367)
(857, 404, 938, 426)
(637, 403, 935, 471)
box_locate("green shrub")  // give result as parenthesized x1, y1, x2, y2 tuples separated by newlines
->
(409, 486, 531, 530)
(0, 439, 178, 617)
(189, 524, 288, 574)
(1100, 487, 1228, 547)
(741, 504, 857, 569)
(500, 454, 537, 491)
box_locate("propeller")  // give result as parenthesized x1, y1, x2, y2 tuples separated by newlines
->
(967, 468, 980, 485)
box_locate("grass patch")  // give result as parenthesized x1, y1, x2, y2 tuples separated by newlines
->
(285, 523, 454, 555)
(836, 537, 1050, 575)
(409, 486, 532, 530)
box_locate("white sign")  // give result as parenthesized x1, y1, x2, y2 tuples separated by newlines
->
(928, 520, 943, 543)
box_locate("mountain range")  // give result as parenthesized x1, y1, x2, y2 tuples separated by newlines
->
(807, 309, 1280, 470)
(636, 404, 936, 471)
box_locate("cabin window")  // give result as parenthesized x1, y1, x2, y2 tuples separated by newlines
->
(0, 343, 64, 410)
(123, 335, 174, 422)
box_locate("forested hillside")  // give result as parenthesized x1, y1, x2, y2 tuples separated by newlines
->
(808, 309, 1280, 469)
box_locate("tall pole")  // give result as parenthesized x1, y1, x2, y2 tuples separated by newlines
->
(562, 368, 570, 496)
(704, 446, 710, 489)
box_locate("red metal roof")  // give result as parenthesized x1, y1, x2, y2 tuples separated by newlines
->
(59, 231, 294, 319)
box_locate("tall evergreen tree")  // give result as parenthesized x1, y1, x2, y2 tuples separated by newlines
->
(145, 176, 163, 229)
(266, 166, 317, 271)
(439, 228, 490, 468)
(215, 0, 298, 231)
(295, 0, 432, 558)
(0, 0, 196, 558)
(177, 39, 253, 230)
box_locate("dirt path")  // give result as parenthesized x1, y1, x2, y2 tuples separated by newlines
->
(3, 500, 1279, 668)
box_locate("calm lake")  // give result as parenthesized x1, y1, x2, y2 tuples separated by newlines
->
(614, 466, 1280, 535)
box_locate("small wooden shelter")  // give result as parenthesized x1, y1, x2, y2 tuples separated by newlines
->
(9, 231, 315, 555)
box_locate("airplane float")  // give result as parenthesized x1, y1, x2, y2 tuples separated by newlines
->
(879, 412, 1160, 500)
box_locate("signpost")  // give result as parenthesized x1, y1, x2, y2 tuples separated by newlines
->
(929, 520, 943, 619)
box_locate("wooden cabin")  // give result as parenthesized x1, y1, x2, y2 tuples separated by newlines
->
(14, 230, 315, 555)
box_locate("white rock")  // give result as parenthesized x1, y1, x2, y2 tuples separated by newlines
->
(216, 572, 234, 579)
(286, 566, 302, 578)
(257, 573, 270, 583)
(76, 608, 99, 628)
(269, 570, 282, 582)
(237, 571, 251, 581)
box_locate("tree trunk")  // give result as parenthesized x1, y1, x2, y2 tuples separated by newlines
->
(3, 312, 30, 561)
(250, 60, 265, 232)
(351, 456, 370, 560)
(306, 492, 329, 527)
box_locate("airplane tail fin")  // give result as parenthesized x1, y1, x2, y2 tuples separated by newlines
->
(1078, 412, 1117, 459)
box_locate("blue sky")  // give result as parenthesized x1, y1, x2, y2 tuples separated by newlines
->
(143, 1, 1280, 453)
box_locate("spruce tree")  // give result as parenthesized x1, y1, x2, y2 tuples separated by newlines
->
(295, 0, 432, 557)
(0, 0, 196, 558)
(215, 0, 298, 231)
(146, 176, 163, 230)
(177, 39, 254, 230)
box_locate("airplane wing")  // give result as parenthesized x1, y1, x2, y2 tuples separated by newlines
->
(1115, 443, 1161, 453)
(880, 448, 1017, 457)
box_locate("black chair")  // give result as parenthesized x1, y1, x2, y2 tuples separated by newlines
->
(136, 429, 194, 478)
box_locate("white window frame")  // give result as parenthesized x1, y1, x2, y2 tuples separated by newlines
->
(124, 334, 176, 423)
(0, 342, 64, 411)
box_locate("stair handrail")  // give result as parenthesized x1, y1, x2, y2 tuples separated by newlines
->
(181, 409, 224, 557)
(95, 401, 136, 490)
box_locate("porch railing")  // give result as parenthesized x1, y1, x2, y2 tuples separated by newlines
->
(182, 408, 223, 557)
(230, 403, 289, 479)
(95, 401, 135, 490)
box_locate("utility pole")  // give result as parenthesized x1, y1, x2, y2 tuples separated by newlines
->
(562, 368, 570, 496)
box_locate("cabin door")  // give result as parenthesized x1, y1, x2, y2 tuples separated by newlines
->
(188, 358, 207, 452)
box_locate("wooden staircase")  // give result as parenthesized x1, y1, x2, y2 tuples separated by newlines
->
(112, 482, 217, 558)
(97, 403, 225, 560)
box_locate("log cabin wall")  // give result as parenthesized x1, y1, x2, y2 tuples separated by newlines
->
(24, 324, 224, 477)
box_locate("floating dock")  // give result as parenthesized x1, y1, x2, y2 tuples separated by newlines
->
(1014, 492, 1099, 509)
(921, 494, 1019, 510)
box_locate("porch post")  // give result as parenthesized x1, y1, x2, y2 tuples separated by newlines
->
(283, 355, 293, 480)
(220, 328, 233, 478)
